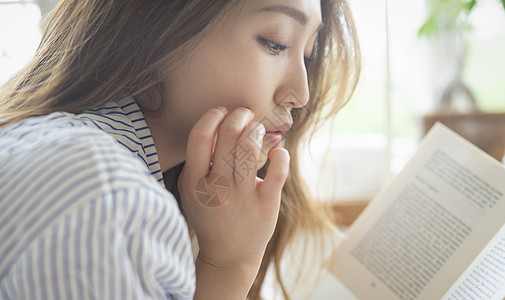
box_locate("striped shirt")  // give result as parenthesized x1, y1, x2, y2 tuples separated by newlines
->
(0, 97, 195, 299)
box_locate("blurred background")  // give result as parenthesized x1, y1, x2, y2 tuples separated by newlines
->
(1, 0, 504, 299)
(1, 0, 505, 204)
(301, 0, 505, 208)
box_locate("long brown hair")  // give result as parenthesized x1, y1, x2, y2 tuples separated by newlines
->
(0, 0, 360, 299)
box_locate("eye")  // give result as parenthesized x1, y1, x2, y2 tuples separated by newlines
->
(257, 37, 289, 56)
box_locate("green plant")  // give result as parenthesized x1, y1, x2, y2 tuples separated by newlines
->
(418, 0, 505, 36)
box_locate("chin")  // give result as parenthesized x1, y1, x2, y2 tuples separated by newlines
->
(257, 151, 268, 170)
(258, 137, 286, 169)
(257, 142, 274, 170)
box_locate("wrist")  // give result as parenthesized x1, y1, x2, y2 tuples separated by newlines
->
(196, 252, 262, 275)
(196, 252, 262, 280)
(194, 252, 262, 299)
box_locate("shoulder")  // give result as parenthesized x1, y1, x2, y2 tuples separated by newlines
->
(0, 114, 196, 298)
(0, 111, 169, 205)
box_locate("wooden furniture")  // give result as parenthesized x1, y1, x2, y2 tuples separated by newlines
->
(329, 200, 369, 227)
(422, 111, 505, 161)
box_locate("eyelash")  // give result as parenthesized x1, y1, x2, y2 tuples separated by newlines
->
(257, 37, 314, 63)
(258, 37, 288, 56)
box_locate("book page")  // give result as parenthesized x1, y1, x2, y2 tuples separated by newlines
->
(442, 224, 505, 299)
(330, 123, 505, 300)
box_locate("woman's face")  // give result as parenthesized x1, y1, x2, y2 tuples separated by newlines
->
(157, 0, 322, 171)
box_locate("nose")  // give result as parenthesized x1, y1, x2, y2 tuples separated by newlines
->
(275, 57, 310, 109)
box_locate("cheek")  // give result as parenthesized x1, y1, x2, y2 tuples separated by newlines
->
(204, 43, 277, 110)
(167, 36, 279, 139)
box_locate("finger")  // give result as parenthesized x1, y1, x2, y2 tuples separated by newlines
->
(211, 107, 254, 181)
(259, 147, 290, 200)
(185, 107, 228, 186)
(234, 121, 266, 191)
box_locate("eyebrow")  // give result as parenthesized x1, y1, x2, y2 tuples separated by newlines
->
(257, 5, 325, 33)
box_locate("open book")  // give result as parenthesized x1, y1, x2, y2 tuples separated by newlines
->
(330, 123, 505, 300)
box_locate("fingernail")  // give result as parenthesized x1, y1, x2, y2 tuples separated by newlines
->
(217, 106, 227, 113)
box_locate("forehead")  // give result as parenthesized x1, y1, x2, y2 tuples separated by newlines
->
(241, 0, 322, 23)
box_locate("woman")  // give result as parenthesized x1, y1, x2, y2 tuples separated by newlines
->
(0, 0, 360, 299)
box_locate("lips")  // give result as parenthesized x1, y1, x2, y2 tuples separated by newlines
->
(263, 123, 292, 145)
(266, 123, 292, 134)
(263, 132, 282, 145)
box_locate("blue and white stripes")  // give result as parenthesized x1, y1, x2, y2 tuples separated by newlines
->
(0, 97, 195, 299)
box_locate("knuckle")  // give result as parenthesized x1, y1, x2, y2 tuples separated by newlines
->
(207, 107, 225, 117)
(219, 122, 243, 136)
(189, 128, 213, 144)
(235, 106, 252, 115)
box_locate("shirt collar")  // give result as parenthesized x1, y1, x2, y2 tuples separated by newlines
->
(87, 96, 164, 185)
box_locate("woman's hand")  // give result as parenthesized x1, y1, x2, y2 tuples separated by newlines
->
(178, 106, 289, 287)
